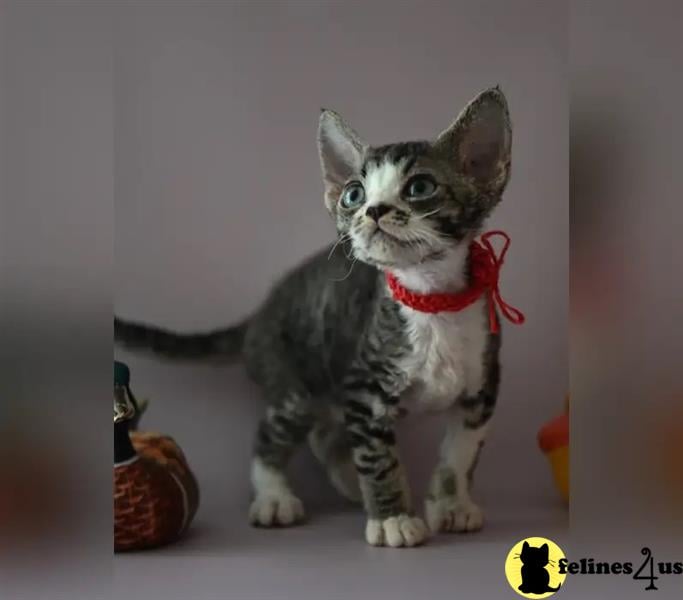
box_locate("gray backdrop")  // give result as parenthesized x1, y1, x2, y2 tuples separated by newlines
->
(114, 2, 567, 598)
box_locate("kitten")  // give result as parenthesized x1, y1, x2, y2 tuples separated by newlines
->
(518, 542, 561, 594)
(115, 87, 513, 547)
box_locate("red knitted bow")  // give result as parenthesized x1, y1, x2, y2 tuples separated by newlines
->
(385, 230, 526, 333)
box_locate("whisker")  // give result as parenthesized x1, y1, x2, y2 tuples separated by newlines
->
(406, 226, 444, 247)
(342, 242, 354, 259)
(327, 233, 351, 260)
(435, 230, 460, 241)
(330, 257, 358, 282)
(415, 206, 443, 220)
(382, 223, 447, 257)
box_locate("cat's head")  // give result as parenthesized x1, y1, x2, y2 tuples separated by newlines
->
(520, 541, 549, 566)
(317, 87, 511, 270)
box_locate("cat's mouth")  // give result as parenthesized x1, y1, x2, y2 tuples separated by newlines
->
(369, 226, 413, 248)
(352, 221, 446, 269)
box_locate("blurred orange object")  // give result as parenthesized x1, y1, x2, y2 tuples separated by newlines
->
(538, 396, 569, 503)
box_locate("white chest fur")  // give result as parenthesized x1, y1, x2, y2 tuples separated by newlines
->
(398, 298, 489, 413)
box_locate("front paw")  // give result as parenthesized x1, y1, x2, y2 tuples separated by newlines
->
(365, 514, 428, 547)
(425, 499, 484, 533)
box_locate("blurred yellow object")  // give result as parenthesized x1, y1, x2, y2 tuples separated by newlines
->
(546, 445, 569, 503)
(538, 395, 569, 504)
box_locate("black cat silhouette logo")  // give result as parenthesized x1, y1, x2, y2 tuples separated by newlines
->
(505, 537, 566, 597)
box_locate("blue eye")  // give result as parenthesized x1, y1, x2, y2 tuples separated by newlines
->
(404, 175, 437, 199)
(340, 182, 366, 209)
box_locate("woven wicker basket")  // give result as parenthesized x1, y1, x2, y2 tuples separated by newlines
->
(114, 362, 199, 551)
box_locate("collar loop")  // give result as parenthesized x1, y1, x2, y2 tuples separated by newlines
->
(385, 230, 526, 333)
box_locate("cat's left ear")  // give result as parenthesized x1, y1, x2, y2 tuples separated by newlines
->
(318, 109, 367, 211)
(436, 86, 512, 197)
(541, 543, 549, 554)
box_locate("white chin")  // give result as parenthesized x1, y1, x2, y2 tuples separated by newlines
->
(353, 232, 429, 268)
(365, 247, 418, 269)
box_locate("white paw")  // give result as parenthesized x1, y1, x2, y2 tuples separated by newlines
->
(425, 499, 484, 533)
(248, 492, 305, 527)
(365, 514, 429, 547)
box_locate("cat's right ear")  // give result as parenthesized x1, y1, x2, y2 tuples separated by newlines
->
(522, 541, 530, 550)
(318, 109, 367, 210)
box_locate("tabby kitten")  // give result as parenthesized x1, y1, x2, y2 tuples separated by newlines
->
(115, 87, 513, 547)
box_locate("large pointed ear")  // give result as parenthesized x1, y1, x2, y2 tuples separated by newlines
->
(435, 87, 512, 196)
(318, 109, 367, 210)
(523, 541, 530, 550)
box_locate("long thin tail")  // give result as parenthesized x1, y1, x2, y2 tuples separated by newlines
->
(114, 316, 247, 361)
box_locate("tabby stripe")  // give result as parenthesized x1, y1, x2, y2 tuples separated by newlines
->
(355, 465, 374, 476)
(402, 155, 417, 174)
(269, 428, 297, 445)
(272, 416, 310, 437)
(377, 490, 403, 508)
(357, 451, 381, 464)
(459, 395, 481, 409)
(256, 428, 271, 445)
(348, 432, 368, 448)
(464, 407, 493, 429)
(481, 390, 497, 409)
(375, 458, 399, 481)
(345, 413, 370, 429)
(344, 379, 388, 398)
(365, 361, 393, 378)
(345, 400, 372, 417)
(367, 426, 396, 444)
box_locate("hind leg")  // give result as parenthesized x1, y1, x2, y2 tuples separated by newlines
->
(249, 389, 314, 527)
(308, 416, 361, 503)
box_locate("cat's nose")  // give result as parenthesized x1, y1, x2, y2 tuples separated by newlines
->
(365, 204, 392, 222)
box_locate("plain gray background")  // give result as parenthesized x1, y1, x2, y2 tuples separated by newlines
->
(114, 2, 567, 598)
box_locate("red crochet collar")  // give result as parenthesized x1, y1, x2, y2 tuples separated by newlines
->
(385, 230, 525, 333)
